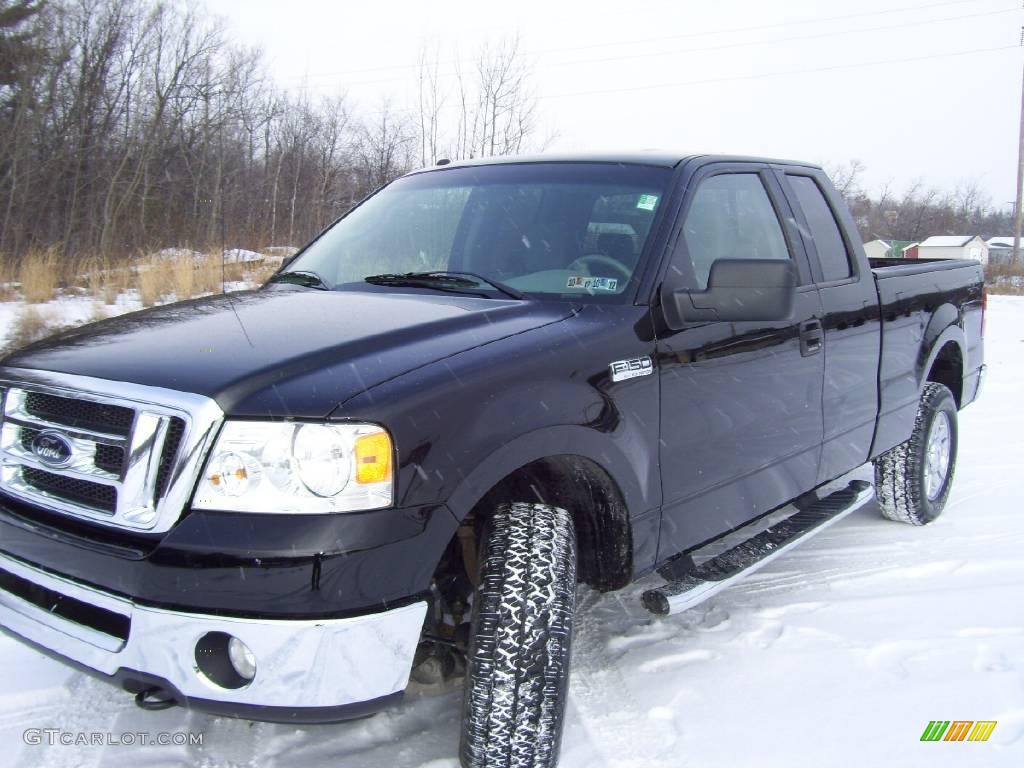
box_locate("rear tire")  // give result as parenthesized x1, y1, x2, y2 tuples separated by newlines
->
(460, 502, 577, 768)
(874, 382, 958, 525)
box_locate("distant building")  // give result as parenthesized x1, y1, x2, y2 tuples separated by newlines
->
(863, 239, 919, 259)
(862, 239, 891, 259)
(986, 237, 1016, 266)
(889, 240, 917, 258)
(915, 236, 988, 264)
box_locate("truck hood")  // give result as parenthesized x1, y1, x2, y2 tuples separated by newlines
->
(2, 288, 575, 417)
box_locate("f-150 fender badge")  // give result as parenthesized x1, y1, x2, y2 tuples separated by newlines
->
(609, 356, 654, 382)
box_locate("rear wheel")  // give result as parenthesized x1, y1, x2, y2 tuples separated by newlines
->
(460, 502, 577, 768)
(874, 382, 958, 525)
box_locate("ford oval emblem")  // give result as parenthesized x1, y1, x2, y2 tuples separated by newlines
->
(31, 431, 73, 468)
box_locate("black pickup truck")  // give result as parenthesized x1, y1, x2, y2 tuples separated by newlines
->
(0, 154, 984, 767)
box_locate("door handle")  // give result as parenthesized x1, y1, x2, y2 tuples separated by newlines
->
(800, 319, 824, 357)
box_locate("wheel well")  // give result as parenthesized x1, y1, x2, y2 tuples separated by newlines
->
(927, 341, 963, 407)
(437, 455, 633, 595)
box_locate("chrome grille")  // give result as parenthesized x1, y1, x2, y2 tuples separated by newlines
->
(0, 369, 223, 533)
(24, 391, 135, 436)
(21, 466, 118, 512)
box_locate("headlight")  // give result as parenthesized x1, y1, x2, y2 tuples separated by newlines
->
(192, 421, 393, 513)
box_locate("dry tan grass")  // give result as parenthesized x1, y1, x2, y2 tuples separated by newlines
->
(0, 256, 16, 300)
(77, 255, 123, 304)
(136, 266, 159, 307)
(4, 245, 275, 310)
(985, 262, 1024, 278)
(3, 306, 55, 355)
(195, 254, 224, 295)
(153, 252, 273, 299)
(106, 260, 135, 304)
(61, 252, 91, 292)
(170, 257, 195, 300)
(989, 283, 1024, 296)
(19, 247, 60, 303)
(986, 262, 1024, 296)
(137, 257, 175, 307)
(247, 258, 280, 285)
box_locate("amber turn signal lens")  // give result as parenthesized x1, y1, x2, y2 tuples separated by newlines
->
(354, 431, 392, 484)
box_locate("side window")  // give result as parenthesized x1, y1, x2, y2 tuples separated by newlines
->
(787, 174, 852, 282)
(678, 173, 791, 289)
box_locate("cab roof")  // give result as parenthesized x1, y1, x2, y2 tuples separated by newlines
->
(405, 151, 822, 174)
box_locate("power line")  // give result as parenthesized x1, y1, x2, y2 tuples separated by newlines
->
(276, 0, 1004, 84)
(528, 0, 997, 59)
(536, 43, 1019, 101)
(539, 6, 1017, 75)
(297, 5, 1016, 91)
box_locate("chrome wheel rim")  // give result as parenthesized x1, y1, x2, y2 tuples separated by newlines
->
(924, 411, 952, 501)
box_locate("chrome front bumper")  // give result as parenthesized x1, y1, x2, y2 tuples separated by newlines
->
(0, 551, 426, 713)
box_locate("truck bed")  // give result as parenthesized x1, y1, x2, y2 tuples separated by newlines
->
(868, 256, 985, 458)
(869, 256, 981, 277)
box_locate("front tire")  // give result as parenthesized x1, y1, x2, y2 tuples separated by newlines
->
(874, 382, 958, 525)
(460, 502, 577, 768)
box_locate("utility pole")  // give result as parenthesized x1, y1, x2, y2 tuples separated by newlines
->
(1015, 34, 1024, 266)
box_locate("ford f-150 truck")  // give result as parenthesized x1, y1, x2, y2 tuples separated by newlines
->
(0, 154, 985, 768)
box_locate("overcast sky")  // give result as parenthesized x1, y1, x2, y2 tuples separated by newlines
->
(206, 0, 1022, 208)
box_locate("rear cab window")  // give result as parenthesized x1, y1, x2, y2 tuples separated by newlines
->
(786, 174, 853, 283)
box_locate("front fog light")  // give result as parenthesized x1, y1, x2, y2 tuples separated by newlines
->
(195, 631, 256, 689)
(228, 636, 257, 681)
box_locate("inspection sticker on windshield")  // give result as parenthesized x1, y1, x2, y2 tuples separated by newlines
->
(636, 194, 659, 211)
(567, 276, 618, 291)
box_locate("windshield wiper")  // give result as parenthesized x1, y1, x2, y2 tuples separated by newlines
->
(267, 270, 330, 290)
(363, 271, 524, 300)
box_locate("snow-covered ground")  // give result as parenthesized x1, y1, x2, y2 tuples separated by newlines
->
(1, 297, 1022, 767)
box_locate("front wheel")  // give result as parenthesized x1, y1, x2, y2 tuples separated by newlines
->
(874, 382, 959, 525)
(460, 502, 577, 768)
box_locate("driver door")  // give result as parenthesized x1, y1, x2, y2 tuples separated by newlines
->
(656, 165, 825, 559)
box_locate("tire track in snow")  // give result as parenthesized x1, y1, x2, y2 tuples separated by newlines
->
(566, 588, 679, 768)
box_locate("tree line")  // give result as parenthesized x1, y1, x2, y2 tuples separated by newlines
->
(828, 161, 1014, 245)
(0, 0, 541, 264)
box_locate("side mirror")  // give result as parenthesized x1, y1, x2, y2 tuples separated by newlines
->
(661, 258, 797, 329)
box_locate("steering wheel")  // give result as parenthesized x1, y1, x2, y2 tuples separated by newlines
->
(566, 254, 632, 283)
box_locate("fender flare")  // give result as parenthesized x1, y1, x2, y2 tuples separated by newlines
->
(445, 425, 652, 524)
(918, 308, 965, 392)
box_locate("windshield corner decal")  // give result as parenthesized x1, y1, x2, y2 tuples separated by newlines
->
(636, 194, 659, 211)
(609, 356, 654, 382)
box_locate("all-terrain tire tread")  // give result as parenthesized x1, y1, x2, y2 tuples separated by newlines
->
(874, 382, 957, 526)
(460, 502, 577, 768)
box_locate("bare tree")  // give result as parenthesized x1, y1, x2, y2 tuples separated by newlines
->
(355, 100, 413, 193)
(823, 159, 865, 202)
(454, 36, 536, 159)
(417, 43, 444, 166)
(0, 4, 562, 267)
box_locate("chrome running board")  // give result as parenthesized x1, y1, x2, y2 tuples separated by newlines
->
(642, 480, 874, 616)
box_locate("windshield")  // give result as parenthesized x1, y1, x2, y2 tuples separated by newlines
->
(281, 162, 672, 300)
